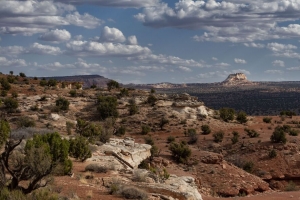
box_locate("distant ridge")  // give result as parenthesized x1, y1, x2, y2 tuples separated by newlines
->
(41, 74, 111, 88)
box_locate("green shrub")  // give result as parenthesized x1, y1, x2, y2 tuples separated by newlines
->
(39, 95, 47, 101)
(280, 110, 296, 117)
(128, 99, 138, 115)
(55, 97, 70, 111)
(187, 129, 197, 144)
(40, 79, 47, 87)
(219, 107, 235, 122)
(0, 120, 10, 146)
(66, 121, 75, 135)
(141, 125, 151, 135)
(147, 94, 157, 106)
(119, 88, 129, 97)
(236, 111, 248, 124)
(243, 161, 254, 173)
(97, 96, 119, 120)
(90, 84, 97, 89)
(244, 128, 260, 138)
(167, 136, 175, 143)
(25, 132, 72, 176)
(150, 145, 160, 160)
(268, 149, 277, 158)
(69, 90, 77, 97)
(231, 131, 239, 144)
(270, 128, 287, 144)
(0, 78, 11, 91)
(263, 117, 272, 123)
(169, 141, 191, 163)
(144, 136, 154, 145)
(75, 119, 102, 140)
(69, 136, 91, 162)
(7, 76, 15, 84)
(47, 79, 57, 87)
(115, 126, 126, 136)
(289, 129, 299, 136)
(1, 90, 7, 97)
(213, 130, 224, 143)
(3, 97, 18, 112)
(19, 72, 26, 77)
(201, 125, 211, 135)
(159, 116, 169, 130)
(107, 80, 120, 91)
(11, 91, 18, 98)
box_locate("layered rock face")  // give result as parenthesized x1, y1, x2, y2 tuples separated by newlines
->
(102, 171, 203, 200)
(222, 73, 253, 86)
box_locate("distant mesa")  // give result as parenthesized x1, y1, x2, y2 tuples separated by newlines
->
(221, 73, 255, 86)
(41, 75, 112, 88)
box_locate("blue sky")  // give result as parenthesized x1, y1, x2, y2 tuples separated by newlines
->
(1, 0, 300, 84)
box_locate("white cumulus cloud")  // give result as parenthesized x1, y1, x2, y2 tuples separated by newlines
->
(136, 0, 300, 43)
(39, 29, 71, 42)
(234, 58, 247, 64)
(0, 57, 27, 67)
(27, 43, 62, 55)
(100, 26, 126, 43)
(127, 36, 138, 45)
(265, 70, 283, 74)
(272, 60, 285, 67)
(178, 66, 192, 72)
(0, 1, 101, 36)
(66, 40, 151, 57)
(66, 12, 103, 29)
(53, 0, 160, 8)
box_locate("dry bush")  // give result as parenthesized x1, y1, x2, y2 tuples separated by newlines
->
(120, 186, 148, 200)
(132, 170, 147, 182)
(85, 163, 113, 173)
(10, 127, 53, 140)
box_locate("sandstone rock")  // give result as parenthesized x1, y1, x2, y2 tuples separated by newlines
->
(89, 138, 151, 169)
(50, 113, 60, 121)
(102, 173, 203, 200)
(200, 151, 223, 164)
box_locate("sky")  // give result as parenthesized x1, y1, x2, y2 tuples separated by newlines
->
(1, 0, 300, 84)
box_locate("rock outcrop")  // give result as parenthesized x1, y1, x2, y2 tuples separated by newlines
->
(102, 172, 203, 200)
(88, 138, 151, 170)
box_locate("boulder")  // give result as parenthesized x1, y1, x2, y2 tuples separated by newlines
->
(50, 113, 60, 121)
(200, 151, 223, 164)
